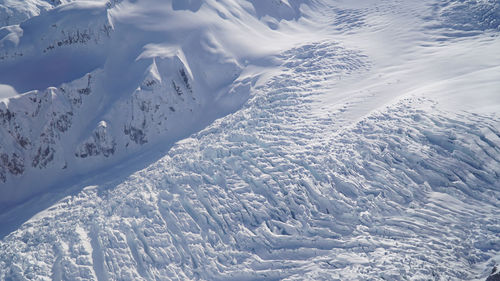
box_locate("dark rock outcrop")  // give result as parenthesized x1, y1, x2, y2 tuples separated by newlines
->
(487, 265, 500, 281)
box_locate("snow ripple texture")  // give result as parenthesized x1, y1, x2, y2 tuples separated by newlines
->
(429, 0, 500, 38)
(1, 41, 499, 280)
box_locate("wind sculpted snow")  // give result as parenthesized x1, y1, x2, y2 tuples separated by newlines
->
(0, 0, 316, 205)
(0, 0, 500, 280)
(1, 40, 499, 280)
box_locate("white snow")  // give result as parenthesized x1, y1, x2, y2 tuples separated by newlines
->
(0, 83, 16, 99)
(0, 0, 499, 280)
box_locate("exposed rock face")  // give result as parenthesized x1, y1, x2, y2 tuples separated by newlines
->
(75, 121, 116, 158)
(0, 72, 96, 182)
(0, 2, 113, 62)
(120, 58, 201, 147)
(0, 50, 213, 186)
(0, 153, 24, 182)
(487, 266, 500, 281)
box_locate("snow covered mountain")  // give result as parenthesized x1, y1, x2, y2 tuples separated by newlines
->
(0, 0, 66, 27)
(0, 0, 499, 280)
(0, 0, 314, 205)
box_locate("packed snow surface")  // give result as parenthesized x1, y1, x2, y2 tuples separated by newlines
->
(0, 0, 500, 280)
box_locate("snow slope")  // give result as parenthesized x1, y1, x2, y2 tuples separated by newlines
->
(1, 0, 500, 280)
(0, 0, 318, 205)
(0, 0, 63, 27)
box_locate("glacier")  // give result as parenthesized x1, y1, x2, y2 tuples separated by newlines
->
(0, 0, 499, 280)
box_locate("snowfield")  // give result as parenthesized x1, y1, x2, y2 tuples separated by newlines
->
(1, 0, 500, 280)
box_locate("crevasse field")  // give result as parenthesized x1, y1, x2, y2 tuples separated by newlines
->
(0, 0, 499, 280)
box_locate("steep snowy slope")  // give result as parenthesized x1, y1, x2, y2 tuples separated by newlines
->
(0, 0, 317, 205)
(1, 0, 500, 280)
(0, 0, 62, 27)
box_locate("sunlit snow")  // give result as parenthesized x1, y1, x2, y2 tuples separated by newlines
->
(0, 0, 499, 280)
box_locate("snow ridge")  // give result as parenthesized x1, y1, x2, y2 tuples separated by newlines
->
(0, 0, 311, 205)
(428, 0, 500, 38)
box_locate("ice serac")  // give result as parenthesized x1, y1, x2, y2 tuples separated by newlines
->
(0, 0, 500, 280)
(428, 0, 500, 39)
(0, 0, 310, 205)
